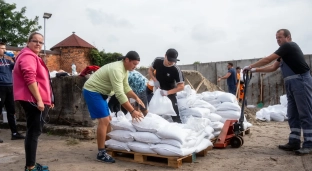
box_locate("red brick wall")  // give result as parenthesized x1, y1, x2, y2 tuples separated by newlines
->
(46, 54, 61, 71)
(57, 47, 92, 73)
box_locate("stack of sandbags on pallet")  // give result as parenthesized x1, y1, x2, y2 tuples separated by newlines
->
(256, 94, 288, 122)
(106, 112, 213, 157)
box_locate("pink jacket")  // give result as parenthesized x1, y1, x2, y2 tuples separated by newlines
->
(13, 47, 53, 105)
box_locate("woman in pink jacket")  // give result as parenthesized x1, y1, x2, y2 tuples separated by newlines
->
(13, 32, 54, 171)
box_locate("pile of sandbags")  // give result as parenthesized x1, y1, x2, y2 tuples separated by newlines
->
(177, 85, 252, 136)
(106, 112, 213, 157)
(256, 95, 288, 122)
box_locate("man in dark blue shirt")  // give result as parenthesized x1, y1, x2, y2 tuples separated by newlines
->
(218, 62, 237, 95)
(0, 42, 25, 143)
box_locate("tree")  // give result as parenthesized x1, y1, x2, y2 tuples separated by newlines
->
(0, 0, 42, 46)
(193, 61, 201, 64)
(89, 49, 123, 66)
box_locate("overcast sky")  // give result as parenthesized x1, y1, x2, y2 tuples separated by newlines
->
(5, 0, 312, 66)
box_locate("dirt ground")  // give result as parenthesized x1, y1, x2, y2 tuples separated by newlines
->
(1, 121, 312, 171)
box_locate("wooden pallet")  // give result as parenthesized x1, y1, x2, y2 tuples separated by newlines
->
(106, 146, 212, 168)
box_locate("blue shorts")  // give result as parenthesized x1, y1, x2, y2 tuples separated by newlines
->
(83, 89, 110, 119)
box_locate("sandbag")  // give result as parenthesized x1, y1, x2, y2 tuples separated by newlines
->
(211, 121, 224, 131)
(149, 89, 177, 116)
(150, 144, 195, 157)
(195, 138, 213, 153)
(180, 108, 210, 118)
(213, 131, 221, 137)
(216, 102, 241, 112)
(217, 93, 237, 103)
(204, 113, 222, 122)
(280, 94, 287, 107)
(204, 125, 214, 136)
(110, 113, 136, 132)
(159, 138, 197, 148)
(156, 124, 192, 143)
(131, 132, 161, 144)
(132, 113, 169, 133)
(215, 110, 240, 120)
(127, 142, 156, 154)
(107, 130, 134, 142)
(105, 139, 130, 151)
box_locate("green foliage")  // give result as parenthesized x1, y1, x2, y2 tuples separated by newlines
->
(193, 61, 201, 64)
(89, 49, 123, 66)
(0, 0, 42, 46)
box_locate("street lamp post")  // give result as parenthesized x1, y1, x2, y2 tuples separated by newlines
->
(43, 12, 52, 60)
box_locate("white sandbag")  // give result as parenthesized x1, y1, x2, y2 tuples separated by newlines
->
(149, 89, 177, 116)
(184, 85, 196, 97)
(180, 108, 210, 118)
(131, 132, 161, 144)
(213, 131, 221, 137)
(150, 144, 195, 157)
(156, 124, 192, 143)
(132, 113, 169, 132)
(184, 116, 210, 133)
(211, 121, 224, 131)
(195, 138, 213, 153)
(201, 91, 224, 101)
(204, 113, 222, 122)
(243, 121, 253, 130)
(217, 93, 237, 103)
(204, 125, 214, 135)
(195, 131, 207, 146)
(186, 96, 216, 112)
(107, 130, 134, 142)
(216, 110, 240, 120)
(127, 142, 156, 154)
(177, 98, 188, 110)
(216, 102, 241, 112)
(145, 113, 170, 124)
(110, 113, 137, 132)
(159, 137, 197, 148)
(207, 134, 215, 140)
(177, 91, 187, 99)
(105, 139, 130, 151)
(49, 71, 58, 78)
(280, 94, 287, 107)
(256, 108, 271, 121)
(206, 100, 222, 108)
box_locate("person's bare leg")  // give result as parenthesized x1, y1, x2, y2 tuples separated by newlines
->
(97, 117, 110, 149)
(105, 116, 112, 141)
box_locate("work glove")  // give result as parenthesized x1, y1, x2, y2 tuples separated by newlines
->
(242, 66, 251, 73)
(250, 68, 257, 73)
(160, 90, 168, 96)
(153, 80, 160, 89)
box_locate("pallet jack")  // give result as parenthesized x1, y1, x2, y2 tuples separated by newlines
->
(214, 71, 252, 148)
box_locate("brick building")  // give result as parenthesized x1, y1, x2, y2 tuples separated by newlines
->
(6, 32, 96, 73)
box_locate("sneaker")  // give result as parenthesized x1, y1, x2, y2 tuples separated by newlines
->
(97, 151, 115, 163)
(11, 132, 25, 140)
(295, 148, 312, 156)
(0, 138, 3, 143)
(25, 163, 49, 171)
(278, 143, 300, 151)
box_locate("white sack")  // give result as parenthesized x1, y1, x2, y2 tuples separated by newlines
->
(151, 144, 195, 157)
(204, 113, 222, 122)
(131, 132, 161, 144)
(127, 142, 156, 154)
(217, 93, 237, 103)
(156, 124, 192, 143)
(132, 113, 169, 132)
(180, 108, 210, 118)
(211, 121, 224, 131)
(149, 89, 177, 116)
(110, 113, 137, 132)
(105, 139, 130, 151)
(216, 110, 240, 120)
(280, 94, 288, 107)
(107, 130, 134, 142)
(204, 125, 214, 135)
(195, 138, 213, 153)
(213, 131, 221, 137)
(216, 102, 241, 112)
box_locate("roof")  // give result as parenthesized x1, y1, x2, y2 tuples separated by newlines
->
(50, 32, 95, 50)
(6, 46, 60, 55)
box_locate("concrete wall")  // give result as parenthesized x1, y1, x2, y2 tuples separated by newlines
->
(138, 54, 312, 106)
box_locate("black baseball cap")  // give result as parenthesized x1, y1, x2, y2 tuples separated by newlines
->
(166, 48, 179, 62)
(118, 51, 140, 61)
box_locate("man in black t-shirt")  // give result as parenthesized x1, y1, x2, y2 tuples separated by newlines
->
(243, 29, 312, 155)
(148, 48, 184, 123)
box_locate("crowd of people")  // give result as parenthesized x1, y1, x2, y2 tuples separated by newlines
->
(1, 28, 312, 171)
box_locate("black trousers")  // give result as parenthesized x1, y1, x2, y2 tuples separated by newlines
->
(167, 94, 182, 123)
(19, 101, 48, 167)
(0, 86, 17, 134)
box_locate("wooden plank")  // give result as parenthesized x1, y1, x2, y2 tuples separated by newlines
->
(105, 145, 212, 168)
(195, 79, 205, 93)
(185, 78, 195, 90)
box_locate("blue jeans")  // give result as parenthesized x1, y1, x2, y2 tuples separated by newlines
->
(228, 85, 236, 95)
(285, 72, 312, 148)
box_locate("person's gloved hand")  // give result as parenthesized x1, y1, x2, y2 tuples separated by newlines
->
(160, 90, 168, 96)
(153, 80, 160, 89)
(250, 68, 257, 73)
(243, 66, 251, 73)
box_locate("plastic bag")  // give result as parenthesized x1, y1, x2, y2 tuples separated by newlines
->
(280, 94, 288, 107)
(148, 89, 177, 116)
